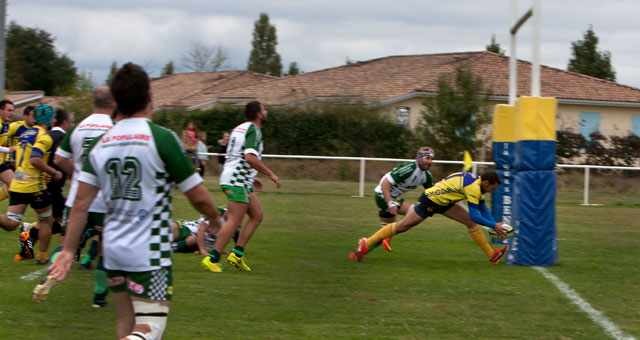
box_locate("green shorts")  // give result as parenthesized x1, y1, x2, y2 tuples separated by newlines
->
(107, 267, 173, 301)
(221, 185, 253, 203)
(61, 206, 105, 237)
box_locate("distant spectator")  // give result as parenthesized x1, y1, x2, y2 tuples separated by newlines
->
(216, 131, 230, 174)
(196, 131, 209, 177)
(181, 121, 199, 170)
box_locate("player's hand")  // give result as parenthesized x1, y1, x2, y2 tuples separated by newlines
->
(270, 174, 281, 189)
(253, 178, 264, 192)
(206, 215, 222, 235)
(387, 201, 400, 215)
(493, 222, 507, 235)
(48, 250, 74, 282)
(53, 170, 62, 181)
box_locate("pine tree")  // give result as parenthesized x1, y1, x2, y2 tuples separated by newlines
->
(568, 25, 616, 81)
(106, 61, 118, 85)
(486, 34, 504, 55)
(285, 62, 300, 76)
(162, 61, 175, 76)
(247, 13, 282, 77)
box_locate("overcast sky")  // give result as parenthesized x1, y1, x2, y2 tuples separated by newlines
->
(8, 1, 640, 90)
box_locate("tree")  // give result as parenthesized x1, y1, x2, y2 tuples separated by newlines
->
(285, 62, 300, 76)
(247, 13, 282, 77)
(162, 61, 175, 76)
(486, 34, 504, 55)
(106, 61, 118, 85)
(6, 22, 78, 95)
(568, 25, 616, 81)
(417, 66, 492, 161)
(182, 41, 231, 72)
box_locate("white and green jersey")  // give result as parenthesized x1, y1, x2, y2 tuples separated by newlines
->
(219, 121, 263, 188)
(78, 118, 201, 272)
(56, 113, 114, 213)
(179, 208, 227, 250)
(374, 161, 434, 199)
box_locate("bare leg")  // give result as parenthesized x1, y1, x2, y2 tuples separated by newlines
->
(113, 292, 135, 339)
(213, 200, 249, 254)
(235, 193, 263, 248)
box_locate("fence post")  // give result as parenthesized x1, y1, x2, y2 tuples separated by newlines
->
(358, 158, 366, 197)
(583, 167, 590, 205)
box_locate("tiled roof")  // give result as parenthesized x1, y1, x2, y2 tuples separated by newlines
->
(5, 91, 44, 106)
(207, 51, 640, 107)
(150, 70, 276, 109)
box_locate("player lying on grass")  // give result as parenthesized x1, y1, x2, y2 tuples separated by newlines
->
(171, 208, 240, 255)
(350, 170, 511, 264)
(373, 146, 435, 252)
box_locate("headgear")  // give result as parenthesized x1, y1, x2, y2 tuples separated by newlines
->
(34, 104, 56, 127)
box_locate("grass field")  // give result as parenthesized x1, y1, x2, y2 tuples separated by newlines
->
(0, 178, 638, 340)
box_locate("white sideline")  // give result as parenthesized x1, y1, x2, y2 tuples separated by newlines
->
(20, 268, 47, 281)
(533, 266, 636, 340)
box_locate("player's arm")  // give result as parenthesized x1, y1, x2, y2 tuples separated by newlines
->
(196, 221, 209, 256)
(245, 153, 280, 188)
(30, 141, 62, 181)
(380, 177, 399, 215)
(54, 154, 74, 176)
(184, 184, 221, 233)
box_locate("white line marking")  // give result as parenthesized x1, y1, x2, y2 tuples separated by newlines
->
(20, 268, 48, 281)
(533, 266, 636, 340)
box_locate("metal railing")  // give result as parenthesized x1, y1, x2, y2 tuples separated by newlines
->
(202, 153, 640, 205)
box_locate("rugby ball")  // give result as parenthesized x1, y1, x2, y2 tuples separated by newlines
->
(488, 223, 514, 241)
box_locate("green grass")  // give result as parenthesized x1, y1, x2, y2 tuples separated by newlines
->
(0, 178, 638, 340)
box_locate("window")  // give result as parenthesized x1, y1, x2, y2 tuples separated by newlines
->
(579, 112, 601, 140)
(396, 106, 410, 125)
(632, 115, 640, 137)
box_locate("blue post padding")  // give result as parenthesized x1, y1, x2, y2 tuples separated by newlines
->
(506, 171, 558, 266)
(513, 140, 556, 171)
(491, 169, 515, 224)
(492, 142, 515, 169)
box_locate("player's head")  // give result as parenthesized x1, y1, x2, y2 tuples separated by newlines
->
(34, 103, 56, 127)
(93, 85, 116, 112)
(54, 108, 75, 131)
(0, 99, 15, 122)
(245, 101, 267, 122)
(22, 105, 36, 127)
(110, 62, 151, 117)
(416, 147, 435, 170)
(480, 170, 501, 193)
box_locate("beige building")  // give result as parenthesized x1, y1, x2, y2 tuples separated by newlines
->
(152, 51, 640, 140)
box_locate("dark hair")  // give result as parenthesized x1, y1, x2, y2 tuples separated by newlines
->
(93, 86, 115, 109)
(0, 99, 14, 110)
(480, 170, 501, 185)
(54, 108, 72, 127)
(109, 63, 150, 116)
(23, 105, 35, 116)
(244, 101, 262, 120)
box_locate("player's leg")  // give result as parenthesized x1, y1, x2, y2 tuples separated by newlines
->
(113, 292, 135, 339)
(227, 192, 262, 271)
(0, 200, 25, 231)
(120, 269, 172, 340)
(33, 206, 53, 264)
(0, 165, 14, 201)
(442, 204, 493, 257)
(203, 189, 249, 272)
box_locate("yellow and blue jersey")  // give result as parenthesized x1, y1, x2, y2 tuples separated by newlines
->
(423, 171, 497, 228)
(9, 126, 53, 193)
(423, 172, 485, 207)
(0, 121, 10, 163)
(7, 121, 32, 163)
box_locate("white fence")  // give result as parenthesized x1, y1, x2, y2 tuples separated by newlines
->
(203, 153, 640, 205)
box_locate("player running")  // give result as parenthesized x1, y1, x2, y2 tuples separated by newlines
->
(373, 146, 435, 252)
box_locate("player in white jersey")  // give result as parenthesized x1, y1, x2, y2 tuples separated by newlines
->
(202, 100, 281, 273)
(372, 147, 435, 252)
(171, 207, 235, 255)
(31, 86, 117, 307)
(49, 63, 222, 340)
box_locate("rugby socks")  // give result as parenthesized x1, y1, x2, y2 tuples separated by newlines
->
(94, 256, 108, 295)
(29, 227, 39, 242)
(37, 251, 48, 263)
(172, 240, 189, 253)
(468, 225, 494, 259)
(365, 223, 397, 248)
(0, 185, 9, 201)
(232, 245, 244, 257)
(208, 249, 221, 263)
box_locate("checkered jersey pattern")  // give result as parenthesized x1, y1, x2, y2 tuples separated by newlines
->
(150, 171, 174, 268)
(147, 268, 170, 301)
(229, 157, 255, 188)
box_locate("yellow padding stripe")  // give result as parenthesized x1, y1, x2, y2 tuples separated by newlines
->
(492, 104, 516, 142)
(514, 96, 557, 141)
